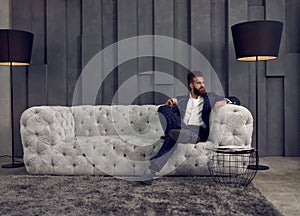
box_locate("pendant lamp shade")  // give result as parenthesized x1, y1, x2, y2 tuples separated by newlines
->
(0, 29, 34, 66)
(231, 20, 283, 61)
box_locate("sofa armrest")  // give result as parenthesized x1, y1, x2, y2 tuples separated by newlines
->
(208, 104, 253, 148)
(20, 106, 75, 155)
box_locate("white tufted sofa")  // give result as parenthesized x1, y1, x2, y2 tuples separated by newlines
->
(20, 104, 253, 177)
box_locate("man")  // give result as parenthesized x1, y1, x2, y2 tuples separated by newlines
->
(140, 71, 229, 184)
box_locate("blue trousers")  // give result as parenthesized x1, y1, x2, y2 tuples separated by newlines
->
(149, 105, 207, 172)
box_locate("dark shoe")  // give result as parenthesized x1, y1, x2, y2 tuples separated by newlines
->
(140, 168, 155, 185)
(140, 179, 153, 185)
(168, 129, 199, 143)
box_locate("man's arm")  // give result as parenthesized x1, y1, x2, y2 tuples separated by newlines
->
(212, 95, 238, 110)
(208, 92, 232, 111)
(166, 98, 178, 107)
(213, 99, 227, 111)
(164, 96, 188, 116)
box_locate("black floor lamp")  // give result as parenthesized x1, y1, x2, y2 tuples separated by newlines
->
(0, 29, 34, 168)
(231, 20, 283, 170)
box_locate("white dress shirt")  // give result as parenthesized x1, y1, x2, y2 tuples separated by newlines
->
(183, 94, 204, 126)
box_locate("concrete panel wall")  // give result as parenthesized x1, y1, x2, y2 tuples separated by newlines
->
(0, 0, 11, 156)
(1, 0, 298, 157)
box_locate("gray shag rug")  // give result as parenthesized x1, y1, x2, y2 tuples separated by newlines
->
(0, 176, 282, 216)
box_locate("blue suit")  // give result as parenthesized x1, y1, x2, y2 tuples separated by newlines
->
(149, 92, 224, 172)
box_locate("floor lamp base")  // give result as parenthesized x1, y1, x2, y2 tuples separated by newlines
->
(247, 164, 269, 170)
(2, 162, 25, 168)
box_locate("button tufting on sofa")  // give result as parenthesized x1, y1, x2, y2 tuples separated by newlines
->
(20, 104, 253, 176)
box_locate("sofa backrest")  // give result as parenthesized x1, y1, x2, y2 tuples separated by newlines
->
(72, 105, 164, 138)
(20, 104, 253, 150)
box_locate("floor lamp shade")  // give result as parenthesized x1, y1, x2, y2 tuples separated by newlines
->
(231, 20, 283, 61)
(0, 29, 34, 66)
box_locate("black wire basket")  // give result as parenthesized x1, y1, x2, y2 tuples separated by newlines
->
(208, 148, 257, 187)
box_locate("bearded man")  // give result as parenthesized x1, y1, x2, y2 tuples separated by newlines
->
(141, 71, 230, 184)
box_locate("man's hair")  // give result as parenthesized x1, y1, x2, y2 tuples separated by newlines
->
(187, 71, 204, 86)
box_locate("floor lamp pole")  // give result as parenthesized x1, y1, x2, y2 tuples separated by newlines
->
(254, 56, 269, 170)
(1, 63, 25, 168)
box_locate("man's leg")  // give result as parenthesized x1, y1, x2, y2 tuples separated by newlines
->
(149, 136, 177, 172)
(141, 106, 209, 184)
(140, 105, 181, 183)
(150, 105, 182, 167)
(149, 125, 208, 173)
(157, 105, 181, 136)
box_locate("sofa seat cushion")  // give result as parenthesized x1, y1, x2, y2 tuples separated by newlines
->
(74, 135, 164, 161)
(24, 134, 213, 176)
(25, 135, 165, 176)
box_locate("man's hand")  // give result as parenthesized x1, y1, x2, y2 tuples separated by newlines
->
(213, 99, 227, 111)
(166, 98, 178, 107)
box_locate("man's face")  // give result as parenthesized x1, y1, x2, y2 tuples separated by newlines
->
(190, 76, 206, 96)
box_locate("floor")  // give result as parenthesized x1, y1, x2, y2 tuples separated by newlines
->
(252, 157, 300, 216)
(0, 156, 299, 216)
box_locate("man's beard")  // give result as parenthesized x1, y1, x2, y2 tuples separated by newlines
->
(193, 87, 206, 96)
